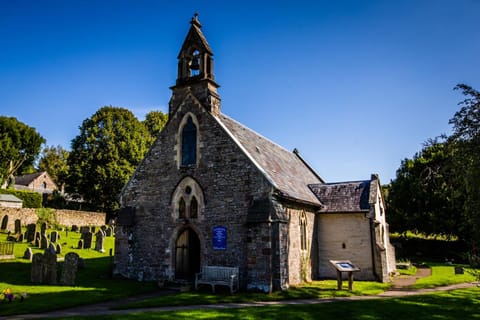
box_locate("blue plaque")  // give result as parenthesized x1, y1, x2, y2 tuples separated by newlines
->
(213, 226, 227, 250)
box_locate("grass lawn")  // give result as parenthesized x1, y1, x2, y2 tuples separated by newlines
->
(62, 287, 480, 320)
(413, 262, 477, 289)
(0, 228, 157, 316)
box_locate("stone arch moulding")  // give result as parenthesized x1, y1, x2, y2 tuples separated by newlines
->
(176, 112, 201, 168)
(170, 176, 205, 221)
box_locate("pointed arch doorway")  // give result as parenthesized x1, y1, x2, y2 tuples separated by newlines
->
(175, 228, 200, 280)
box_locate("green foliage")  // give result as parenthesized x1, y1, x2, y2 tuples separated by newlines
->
(143, 110, 168, 138)
(38, 145, 69, 189)
(35, 208, 58, 228)
(67, 106, 152, 212)
(0, 116, 45, 187)
(0, 189, 42, 208)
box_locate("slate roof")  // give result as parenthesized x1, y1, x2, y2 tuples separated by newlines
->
(0, 194, 22, 203)
(218, 114, 323, 206)
(14, 172, 45, 186)
(309, 180, 371, 213)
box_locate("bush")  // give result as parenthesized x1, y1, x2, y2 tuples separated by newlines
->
(0, 189, 42, 208)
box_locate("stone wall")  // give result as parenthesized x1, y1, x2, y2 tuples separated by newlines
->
(0, 208, 106, 231)
(317, 213, 375, 280)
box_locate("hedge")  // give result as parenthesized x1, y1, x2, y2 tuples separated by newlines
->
(0, 189, 42, 208)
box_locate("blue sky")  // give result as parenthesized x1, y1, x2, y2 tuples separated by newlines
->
(1, 0, 479, 183)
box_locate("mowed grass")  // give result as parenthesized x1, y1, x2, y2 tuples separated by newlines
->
(62, 288, 480, 320)
(413, 262, 478, 289)
(0, 229, 157, 316)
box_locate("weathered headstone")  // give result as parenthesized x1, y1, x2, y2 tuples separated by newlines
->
(80, 226, 90, 234)
(34, 237, 40, 248)
(31, 253, 43, 283)
(90, 226, 96, 233)
(77, 239, 84, 249)
(50, 231, 58, 243)
(83, 232, 93, 249)
(105, 227, 112, 237)
(18, 233, 24, 242)
(23, 247, 33, 260)
(26, 224, 37, 242)
(56, 243, 62, 254)
(42, 246, 57, 284)
(14, 219, 22, 235)
(40, 222, 47, 236)
(71, 225, 79, 232)
(40, 235, 49, 249)
(95, 231, 105, 252)
(60, 252, 80, 285)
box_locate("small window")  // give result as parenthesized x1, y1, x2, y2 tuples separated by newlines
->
(190, 196, 198, 218)
(179, 198, 186, 218)
(300, 212, 307, 251)
(181, 117, 197, 166)
(42, 182, 47, 189)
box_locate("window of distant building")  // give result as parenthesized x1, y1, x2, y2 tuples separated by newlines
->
(181, 116, 197, 166)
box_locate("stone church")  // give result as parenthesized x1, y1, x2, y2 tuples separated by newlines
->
(113, 15, 396, 292)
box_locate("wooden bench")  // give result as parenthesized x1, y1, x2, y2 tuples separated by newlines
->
(195, 266, 239, 294)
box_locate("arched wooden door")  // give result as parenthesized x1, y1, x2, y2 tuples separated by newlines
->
(175, 228, 200, 280)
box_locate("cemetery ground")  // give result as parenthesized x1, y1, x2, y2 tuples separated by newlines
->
(1, 229, 479, 319)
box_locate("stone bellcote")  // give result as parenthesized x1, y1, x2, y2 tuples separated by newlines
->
(169, 14, 221, 117)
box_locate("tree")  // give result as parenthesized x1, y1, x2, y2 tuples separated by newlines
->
(67, 106, 151, 212)
(449, 84, 480, 251)
(38, 145, 69, 191)
(387, 138, 464, 238)
(0, 116, 45, 188)
(143, 110, 168, 138)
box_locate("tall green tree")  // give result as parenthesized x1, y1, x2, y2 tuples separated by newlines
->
(387, 139, 464, 238)
(0, 116, 45, 188)
(143, 110, 168, 138)
(449, 84, 480, 251)
(67, 106, 151, 212)
(38, 145, 69, 190)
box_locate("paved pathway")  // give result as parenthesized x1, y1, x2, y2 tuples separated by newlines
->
(3, 274, 478, 320)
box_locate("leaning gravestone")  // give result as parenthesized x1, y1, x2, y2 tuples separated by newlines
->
(14, 219, 22, 235)
(60, 252, 80, 285)
(95, 231, 105, 253)
(83, 232, 93, 249)
(23, 247, 33, 260)
(26, 224, 36, 242)
(0, 215, 8, 230)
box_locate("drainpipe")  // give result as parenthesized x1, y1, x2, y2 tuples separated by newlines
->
(369, 213, 379, 281)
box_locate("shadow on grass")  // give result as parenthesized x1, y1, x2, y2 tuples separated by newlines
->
(0, 257, 157, 316)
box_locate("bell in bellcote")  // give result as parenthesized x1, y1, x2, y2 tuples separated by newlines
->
(190, 56, 200, 70)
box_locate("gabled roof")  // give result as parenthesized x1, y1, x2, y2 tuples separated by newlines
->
(217, 114, 323, 206)
(178, 15, 213, 57)
(14, 172, 45, 186)
(309, 180, 371, 213)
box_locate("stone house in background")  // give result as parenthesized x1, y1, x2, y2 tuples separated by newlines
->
(14, 171, 57, 195)
(113, 15, 396, 292)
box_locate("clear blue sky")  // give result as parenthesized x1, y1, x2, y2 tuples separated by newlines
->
(1, 0, 479, 183)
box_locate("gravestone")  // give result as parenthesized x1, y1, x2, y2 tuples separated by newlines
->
(77, 239, 84, 249)
(18, 233, 24, 242)
(95, 231, 105, 252)
(50, 231, 58, 243)
(42, 246, 57, 284)
(40, 235, 49, 249)
(83, 232, 93, 249)
(56, 243, 62, 254)
(105, 227, 112, 237)
(0, 215, 8, 230)
(40, 222, 47, 236)
(71, 225, 79, 232)
(31, 253, 44, 283)
(14, 219, 22, 235)
(90, 226, 96, 233)
(23, 247, 33, 260)
(35, 231, 40, 241)
(34, 237, 40, 248)
(80, 226, 90, 234)
(60, 252, 80, 285)
(26, 224, 36, 242)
